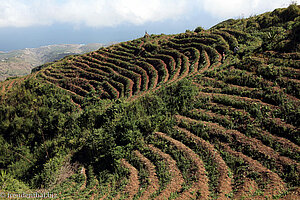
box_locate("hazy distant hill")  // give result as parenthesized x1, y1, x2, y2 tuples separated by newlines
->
(0, 43, 106, 81)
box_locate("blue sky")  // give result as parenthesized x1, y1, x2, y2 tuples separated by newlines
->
(0, 0, 297, 51)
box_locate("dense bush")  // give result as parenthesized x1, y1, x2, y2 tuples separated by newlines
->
(194, 26, 205, 33)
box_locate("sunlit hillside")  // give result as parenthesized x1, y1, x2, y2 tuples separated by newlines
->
(0, 4, 299, 200)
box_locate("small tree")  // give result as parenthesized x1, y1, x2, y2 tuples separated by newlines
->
(194, 26, 205, 33)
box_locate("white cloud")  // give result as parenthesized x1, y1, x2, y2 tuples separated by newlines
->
(0, 0, 190, 28)
(0, 0, 39, 27)
(201, 0, 297, 19)
(0, 0, 298, 28)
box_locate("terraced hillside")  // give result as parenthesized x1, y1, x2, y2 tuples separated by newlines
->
(0, 4, 299, 200)
(32, 31, 217, 104)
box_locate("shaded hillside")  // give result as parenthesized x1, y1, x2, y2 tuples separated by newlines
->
(0, 4, 299, 200)
(0, 43, 106, 81)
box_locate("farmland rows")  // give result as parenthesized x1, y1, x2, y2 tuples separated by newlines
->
(78, 54, 136, 97)
(94, 106, 296, 199)
(219, 29, 250, 44)
(51, 159, 147, 200)
(153, 131, 210, 199)
(95, 49, 149, 91)
(67, 59, 124, 98)
(133, 150, 159, 200)
(174, 126, 233, 199)
(0, 76, 27, 95)
(180, 45, 299, 198)
(0, 79, 11, 94)
(192, 74, 299, 123)
(90, 85, 297, 199)
(60, 65, 112, 99)
(34, 29, 233, 105)
(174, 114, 291, 199)
(233, 63, 300, 99)
(100, 46, 160, 90)
(156, 49, 183, 83)
(8, 24, 297, 199)
(212, 30, 239, 50)
(147, 144, 184, 199)
(43, 69, 89, 97)
(222, 143, 285, 198)
(39, 72, 84, 105)
(186, 108, 299, 168)
(106, 31, 299, 199)
(193, 90, 299, 142)
(68, 60, 123, 98)
(99, 143, 186, 199)
(194, 101, 299, 156)
(89, 52, 142, 95)
(113, 159, 139, 200)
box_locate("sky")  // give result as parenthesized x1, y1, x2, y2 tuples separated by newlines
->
(0, 0, 298, 52)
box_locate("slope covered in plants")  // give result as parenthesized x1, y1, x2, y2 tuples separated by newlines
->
(0, 4, 299, 199)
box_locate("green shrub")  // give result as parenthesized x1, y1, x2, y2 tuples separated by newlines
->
(158, 79, 199, 113)
(32, 153, 67, 188)
(0, 170, 30, 192)
(194, 26, 205, 33)
(144, 42, 160, 53)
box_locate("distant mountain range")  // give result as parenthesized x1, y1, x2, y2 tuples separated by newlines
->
(0, 43, 108, 81)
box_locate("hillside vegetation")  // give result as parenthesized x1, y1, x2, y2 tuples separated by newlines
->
(0, 4, 299, 199)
